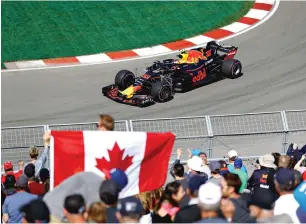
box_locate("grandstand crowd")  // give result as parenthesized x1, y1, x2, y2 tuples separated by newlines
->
(1, 114, 306, 223)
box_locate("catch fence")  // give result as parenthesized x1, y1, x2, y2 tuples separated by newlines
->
(1, 110, 306, 172)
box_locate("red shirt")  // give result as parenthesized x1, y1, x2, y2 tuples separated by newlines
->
(1, 170, 23, 183)
(28, 181, 45, 195)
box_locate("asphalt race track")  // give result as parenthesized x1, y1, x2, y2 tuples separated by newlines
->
(2, 2, 306, 161)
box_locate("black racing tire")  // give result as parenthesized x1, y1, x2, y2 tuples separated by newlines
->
(115, 70, 135, 90)
(151, 81, 172, 102)
(221, 59, 242, 79)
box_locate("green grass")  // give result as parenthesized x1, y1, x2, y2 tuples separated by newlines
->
(1, 1, 254, 65)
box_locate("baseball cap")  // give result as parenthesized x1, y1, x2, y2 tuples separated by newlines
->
(209, 161, 221, 172)
(198, 182, 222, 210)
(191, 149, 201, 156)
(187, 156, 203, 172)
(228, 150, 238, 158)
(117, 196, 145, 217)
(3, 161, 13, 170)
(249, 187, 276, 210)
(20, 199, 50, 223)
(234, 158, 243, 168)
(293, 181, 306, 212)
(188, 174, 208, 195)
(274, 168, 295, 185)
(278, 155, 291, 168)
(108, 168, 128, 190)
(16, 175, 28, 188)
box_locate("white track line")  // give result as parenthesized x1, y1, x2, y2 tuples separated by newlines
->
(1, 0, 280, 73)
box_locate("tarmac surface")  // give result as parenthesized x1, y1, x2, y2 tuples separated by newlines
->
(2, 1, 306, 163)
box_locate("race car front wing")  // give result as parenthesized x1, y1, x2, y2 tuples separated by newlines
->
(102, 84, 154, 107)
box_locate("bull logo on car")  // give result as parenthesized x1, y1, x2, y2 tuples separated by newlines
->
(178, 50, 207, 64)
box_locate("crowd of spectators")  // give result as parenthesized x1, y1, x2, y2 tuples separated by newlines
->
(1, 114, 306, 223)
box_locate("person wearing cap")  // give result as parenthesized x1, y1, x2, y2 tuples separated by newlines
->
(116, 196, 145, 223)
(209, 161, 223, 180)
(196, 182, 227, 223)
(247, 154, 277, 198)
(273, 168, 300, 223)
(174, 174, 207, 223)
(1, 160, 24, 184)
(227, 150, 248, 175)
(249, 187, 292, 223)
(2, 175, 38, 223)
(186, 156, 209, 181)
(63, 194, 87, 223)
(19, 199, 50, 223)
(231, 158, 248, 193)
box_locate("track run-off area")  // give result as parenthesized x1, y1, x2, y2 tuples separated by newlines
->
(2, 1, 306, 159)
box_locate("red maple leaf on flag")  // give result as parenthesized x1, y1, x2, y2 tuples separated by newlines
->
(95, 141, 134, 174)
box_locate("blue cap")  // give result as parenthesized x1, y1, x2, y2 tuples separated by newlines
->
(188, 174, 208, 194)
(191, 149, 201, 156)
(110, 168, 128, 190)
(274, 168, 295, 185)
(234, 158, 243, 168)
(117, 196, 144, 216)
(209, 161, 221, 171)
(294, 181, 306, 212)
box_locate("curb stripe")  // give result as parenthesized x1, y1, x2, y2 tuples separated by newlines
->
(3, 0, 277, 70)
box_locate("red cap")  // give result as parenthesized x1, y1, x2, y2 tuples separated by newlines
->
(3, 161, 13, 170)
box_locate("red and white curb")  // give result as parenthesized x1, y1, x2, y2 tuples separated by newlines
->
(3, 0, 277, 70)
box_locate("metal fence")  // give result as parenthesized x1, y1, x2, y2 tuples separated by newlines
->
(2, 110, 306, 171)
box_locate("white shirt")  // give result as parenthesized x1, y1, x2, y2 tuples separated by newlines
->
(200, 166, 212, 179)
(140, 213, 152, 224)
(273, 194, 300, 223)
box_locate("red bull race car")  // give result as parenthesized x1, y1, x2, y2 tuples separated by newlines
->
(102, 41, 242, 107)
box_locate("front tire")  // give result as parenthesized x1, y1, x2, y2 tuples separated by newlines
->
(221, 59, 242, 79)
(151, 81, 172, 102)
(115, 70, 135, 90)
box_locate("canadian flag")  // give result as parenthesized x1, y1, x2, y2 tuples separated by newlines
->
(50, 130, 175, 198)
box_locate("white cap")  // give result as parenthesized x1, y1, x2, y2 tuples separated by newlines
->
(198, 182, 222, 207)
(228, 150, 238, 158)
(187, 156, 203, 172)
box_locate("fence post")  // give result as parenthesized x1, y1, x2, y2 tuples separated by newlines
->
(44, 125, 50, 132)
(281, 111, 289, 154)
(124, 120, 130, 132)
(205, 116, 214, 158)
(129, 120, 134, 132)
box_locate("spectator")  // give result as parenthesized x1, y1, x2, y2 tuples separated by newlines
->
(186, 156, 209, 181)
(249, 187, 292, 223)
(287, 143, 303, 163)
(209, 161, 223, 182)
(19, 199, 51, 223)
(293, 181, 306, 223)
(174, 174, 207, 223)
(293, 170, 303, 189)
(85, 201, 107, 223)
(247, 154, 277, 199)
(24, 163, 45, 196)
(278, 155, 291, 169)
(97, 114, 114, 131)
(3, 174, 17, 197)
(294, 154, 306, 175)
(138, 188, 163, 223)
(63, 194, 87, 223)
(170, 148, 186, 179)
(1, 161, 23, 184)
(196, 182, 227, 223)
(273, 168, 300, 223)
(39, 168, 50, 196)
(152, 181, 185, 223)
(219, 160, 230, 176)
(2, 175, 37, 223)
(231, 158, 248, 193)
(221, 173, 256, 223)
(198, 152, 212, 178)
(227, 150, 248, 175)
(272, 152, 281, 167)
(172, 163, 189, 207)
(116, 196, 145, 223)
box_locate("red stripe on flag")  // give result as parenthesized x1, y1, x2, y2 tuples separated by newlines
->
(51, 131, 85, 187)
(139, 132, 175, 192)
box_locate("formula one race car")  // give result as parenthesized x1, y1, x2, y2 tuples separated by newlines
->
(102, 41, 242, 107)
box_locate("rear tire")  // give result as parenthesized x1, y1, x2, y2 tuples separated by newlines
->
(115, 70, 135, 90)
(221, 59, 242, 79)
(151, 81, 172, 102)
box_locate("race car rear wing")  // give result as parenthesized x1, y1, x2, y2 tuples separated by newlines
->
(206, 41, 238, 53)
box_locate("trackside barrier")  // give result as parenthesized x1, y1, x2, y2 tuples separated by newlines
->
(1, 110, 306, 171)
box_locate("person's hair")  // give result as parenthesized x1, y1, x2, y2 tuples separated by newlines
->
(29, 146, 39, 159)
(276, 181, 295, 192)
(64, 194, 86, 214)
(24, 164, 35, 179)
(294, 170, 302, 189)
(272, 152, 281, 166)
(87, 202, 106, 223)
(154, 181, 181, 212)
(4, 174, 16, 189)
(39, 168, 50, 183)
(224, 173, 241, 194)
(137, 188, 163, 213)
(173, 163, 184, 177)
(229, 156, 237, 162)
(99, 114, 114, 131)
